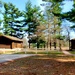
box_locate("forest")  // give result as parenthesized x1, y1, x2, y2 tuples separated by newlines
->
(0, 0, 75, 50)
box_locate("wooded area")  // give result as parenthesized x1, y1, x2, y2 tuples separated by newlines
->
(0, 0, 75, 50)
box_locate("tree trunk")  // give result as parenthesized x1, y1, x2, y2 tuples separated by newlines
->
(69, 39, 71, 50)
(59, 39, 61, 51)
(29, 42, 30, 48)
(50, 42, 51, 50)
(54, 41, 56, 50)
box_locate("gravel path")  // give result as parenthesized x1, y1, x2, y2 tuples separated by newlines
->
(0, 54, 36, 63)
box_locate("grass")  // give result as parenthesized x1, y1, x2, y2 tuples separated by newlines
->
(0, 51, 16, 54)
(0, 53, 75, 75)
(69, 50, 75, 54)
(14, 51, 35, 54)
(14, 50, 63, 55)
(0, 49, 75, 75)
(0, 49, 63, 55)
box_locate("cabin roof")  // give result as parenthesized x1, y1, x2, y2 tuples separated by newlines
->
(0, 35, 23, 42)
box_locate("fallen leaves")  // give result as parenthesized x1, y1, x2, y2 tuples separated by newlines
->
(0, 55, 75, 75)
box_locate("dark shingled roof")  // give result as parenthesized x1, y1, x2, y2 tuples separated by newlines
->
(0, 35, 23, 42)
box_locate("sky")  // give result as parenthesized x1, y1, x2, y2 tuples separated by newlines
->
(0, 0, 74, 39)
(0, 0, 44, 20)
(1, 0, 42, 11)
(0, 0, 73, 20)
(1, 0, 73, 12)
(62, 1, 73, 12)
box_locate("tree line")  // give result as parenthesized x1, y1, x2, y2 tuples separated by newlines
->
(0, 0, 75, 50)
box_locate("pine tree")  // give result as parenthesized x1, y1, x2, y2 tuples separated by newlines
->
(3, 2, 23, 38)
(23, 0, 43, 48)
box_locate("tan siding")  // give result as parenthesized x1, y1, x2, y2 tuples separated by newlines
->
(12, 42, 23, 48)
(16, 43, 22, 48)
(12, 42, 17, 48)
(0, 44, 11, 48)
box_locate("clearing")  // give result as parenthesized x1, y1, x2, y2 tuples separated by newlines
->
(0, 52, 75, 75)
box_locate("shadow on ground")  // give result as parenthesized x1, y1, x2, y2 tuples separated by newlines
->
(0, 54, 75, 75)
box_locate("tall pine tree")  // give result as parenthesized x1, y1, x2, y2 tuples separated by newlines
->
(3, 2, 23, 38)
(23, 0, 43, 48)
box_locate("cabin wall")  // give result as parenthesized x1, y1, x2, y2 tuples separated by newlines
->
(16, 43, 23, 48)
(71, 40, 75, 49)
(0, 36, 23, 49)
(0, 36, 11, 49)
(0, 44, 11, 48)
(12, 42, 23, 49)
(12, 42, 17, 49)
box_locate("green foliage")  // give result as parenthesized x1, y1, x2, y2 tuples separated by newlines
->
(60, 0, 75, 23)
(3, 2, 23, 38)
(0, 0, 2, 14)
(60, 1, 75, 32)
(71, 25, 75, 28)
(56, 34, 65, 40)
(2, 0, 73, 46)
(23, 0, 45, 47)
(23, 0, 42, 35)
(42, 0, 63, 2)
(64, 9, 75, 22)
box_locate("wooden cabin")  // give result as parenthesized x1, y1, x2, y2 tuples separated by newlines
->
(0, 35, 23, 49)
(70, 38, 75, 50)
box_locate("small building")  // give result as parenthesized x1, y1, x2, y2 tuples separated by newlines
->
(0, 35, 23, 49)
(70, 38, 75, 50)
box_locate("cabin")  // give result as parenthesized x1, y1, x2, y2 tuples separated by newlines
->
(0, 35, 23, 49)
(70, 38, 75, 50)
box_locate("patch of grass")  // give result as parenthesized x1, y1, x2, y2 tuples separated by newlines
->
(14, 50, 63, 55)
(37, 51, 63, 54)
(69, 50, 75, 54)
(15, 51, 35, 54)
(0, 50, 16, 54)
(5, 51, 15, 54)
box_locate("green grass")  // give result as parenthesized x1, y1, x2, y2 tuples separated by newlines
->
(0, 51, 16, 54)
(14, 51, 35, 54)
(69, 50, 75, 54)
(14, 50, 63, 55)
